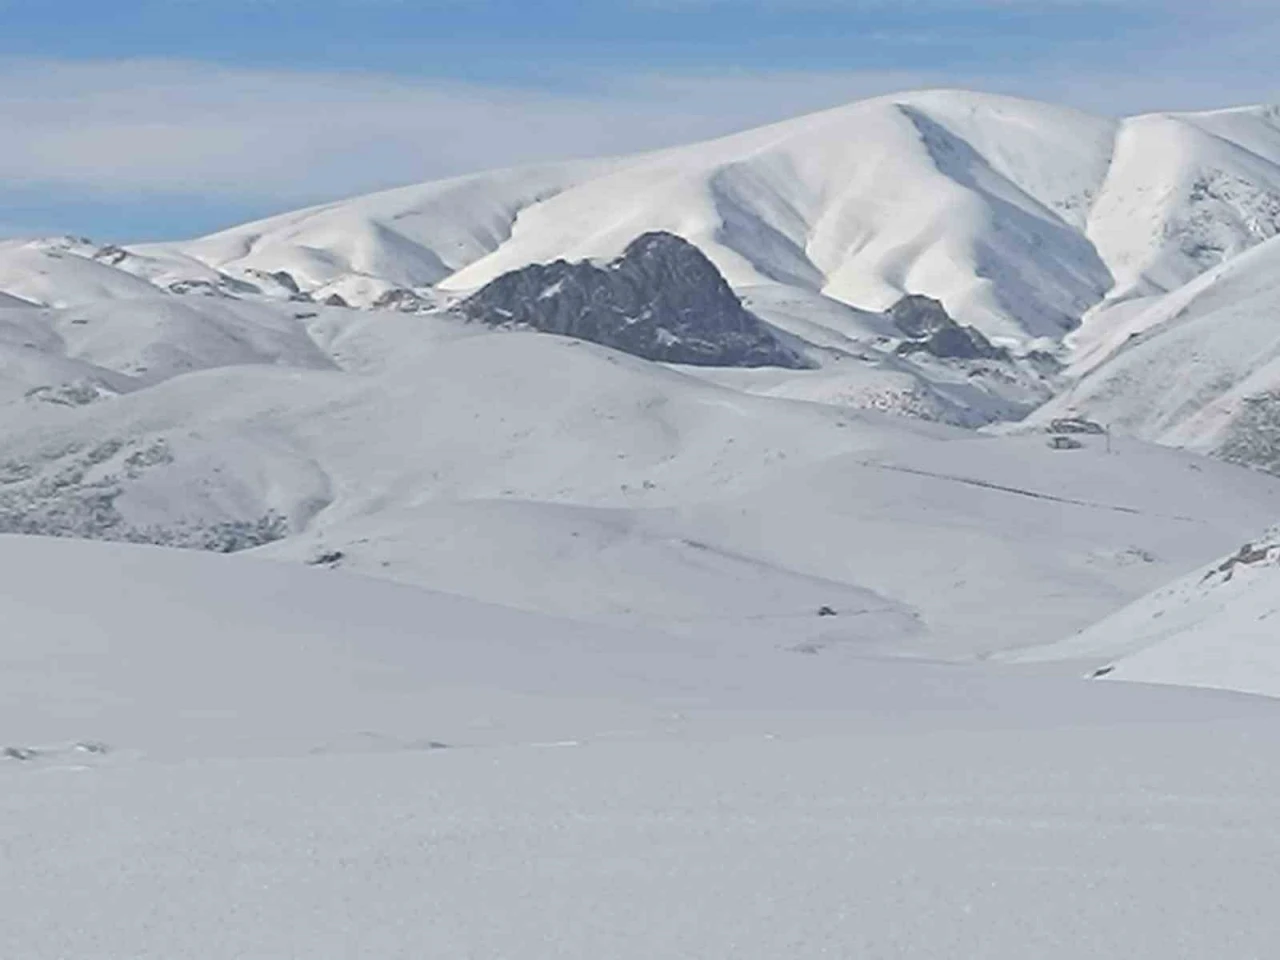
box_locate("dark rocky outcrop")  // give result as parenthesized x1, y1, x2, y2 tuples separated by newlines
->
(889, 295, 1008, 361)
(269, 270, 301, 295)
(456, 232, 808, 368)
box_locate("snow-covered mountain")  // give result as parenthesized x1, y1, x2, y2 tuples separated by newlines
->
(3, 87, 1280, 667)
(121, 89, 1280, 450)
(138, 91, 1280, 346)
(1028, 233, 1280, 472)
(0, 236, 169, 306)
(7, 89, 1279, 437)
(1087, 106, 1280, 302)
(10, 86, 1280, 959)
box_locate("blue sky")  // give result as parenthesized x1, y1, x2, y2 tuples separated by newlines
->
(1, 1, 1148, 81)
(1, 0, 1276, 241)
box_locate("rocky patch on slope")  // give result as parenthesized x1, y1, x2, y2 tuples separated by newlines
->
(456, 232, 808, 368)
(890, 295, 1009, 361)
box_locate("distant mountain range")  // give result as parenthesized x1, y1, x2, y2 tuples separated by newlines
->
(3, 89, 1277, 454)
(3, 88, 1280, 678)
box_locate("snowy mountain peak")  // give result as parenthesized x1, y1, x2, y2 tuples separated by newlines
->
(121, 88, 1272, 361)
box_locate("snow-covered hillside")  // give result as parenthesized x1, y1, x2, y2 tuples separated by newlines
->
(1030, 233, 1280, 471)
(0, 309, 1276, 657)
(6, 534, 1280, 959)
(1088, 106, 1280, 302)
(89, 88, 1280, 444)
(1, 86, 1280, 663)
(143, 91, 1110, 343)
(140, 91, 1280, 350)
(9, 86, 1280, 958)
(1015, 528, 1280, 699)
(0, 289, 35, 308)
(7, 89, 1279, 442)
(0, 237, 167, 306)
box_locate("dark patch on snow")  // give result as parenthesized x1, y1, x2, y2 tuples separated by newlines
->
(1218, 392, 1280, 476)
(1205, 539, 1278, 583)
(270, 271, 301, 294)
(0, 437, 289, 552)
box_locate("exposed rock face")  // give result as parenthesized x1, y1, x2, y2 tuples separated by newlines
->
(457, 232, 808, 368)
(268, 270, 301, 295)
(373, 288, 432, 312)
(890, 295, 1008, 361)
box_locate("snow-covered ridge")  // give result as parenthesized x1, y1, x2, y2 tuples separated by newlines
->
(1029, 233, 1280, 472)
(6, 89, 1280, 442)
(7, 90, 1280, 357)
(2, 87, 1280, 669)
(130, 91, 1280, 347)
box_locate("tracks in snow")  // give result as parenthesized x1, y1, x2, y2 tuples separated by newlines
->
(858, 459, 1205, 524)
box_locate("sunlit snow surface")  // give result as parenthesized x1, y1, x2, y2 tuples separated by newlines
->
(4, 536, 1280, 959)
(5, 87, 1280, 957)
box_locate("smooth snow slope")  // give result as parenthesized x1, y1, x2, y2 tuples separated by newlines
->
(166, 161, 615, 294)
(5, 534, 1280, 959)
(0, 293, 336, 414)
(0, 534, 712, 758)
(27, 296, 338, 385)
(1, 313, 1273, 657)
(0, 238, 169, 307)
(1016, 528, 1280, 698)
(255, 416, 1280, 658)
(0, 289, 35, 308)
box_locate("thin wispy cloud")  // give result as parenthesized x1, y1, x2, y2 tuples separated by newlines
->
(0, 0, 1276, 239)
(0, 59, 867, 200)
(2, 51, 1273, 189)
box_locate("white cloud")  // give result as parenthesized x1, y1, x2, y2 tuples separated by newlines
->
(0, 55, 1275, 216)
(0, 59, 941, 202)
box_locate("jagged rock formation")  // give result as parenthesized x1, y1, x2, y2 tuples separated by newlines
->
(890, 295, 1009, 361)
(456, 232, 808, 368)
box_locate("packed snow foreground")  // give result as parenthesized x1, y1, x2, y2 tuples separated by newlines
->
(5, 87, 1280, 957)
(5, 534, 1280, 959)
